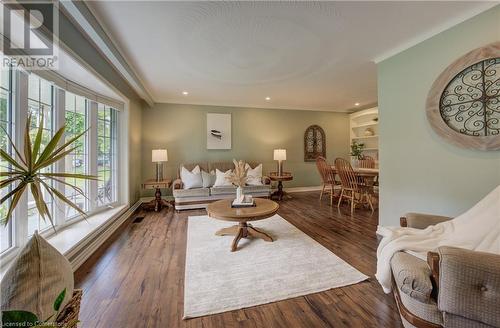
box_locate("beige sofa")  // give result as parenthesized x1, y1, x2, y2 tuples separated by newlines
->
(172, 162, 271, 210)
(391, 213, 500, 328)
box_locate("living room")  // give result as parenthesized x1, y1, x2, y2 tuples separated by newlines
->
(1, 1, 499, 328)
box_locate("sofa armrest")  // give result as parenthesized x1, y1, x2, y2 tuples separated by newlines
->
(391, 252, 434, 303)
(427, 251, 440, 289)
(262, 175, 271, 185)
(172, 178, 183, 190)
(400, 212, 453, 229)
(435, 246, 500, 327)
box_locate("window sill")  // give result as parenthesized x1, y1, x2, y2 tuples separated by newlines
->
(48, 205, 127, 255)
(0, 204, 128, 279)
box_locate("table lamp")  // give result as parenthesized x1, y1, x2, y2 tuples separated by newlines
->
(152, 149, 168, 182)
(273, 149, 286, 176)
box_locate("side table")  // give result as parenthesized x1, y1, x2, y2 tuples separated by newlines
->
(269, 172, 293, 201)
(141, 179, 173, 212)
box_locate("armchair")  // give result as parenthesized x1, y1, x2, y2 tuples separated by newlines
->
(391, 213, 500, 328)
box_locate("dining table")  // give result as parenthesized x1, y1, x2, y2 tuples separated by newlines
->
(330, 166, 379, 186)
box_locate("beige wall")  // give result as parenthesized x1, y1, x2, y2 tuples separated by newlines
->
(378, 6, 500, 226)
(141, 103, 350, 196)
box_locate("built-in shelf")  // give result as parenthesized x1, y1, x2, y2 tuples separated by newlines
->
(349, 107, 379, 161)
(352, 135, 378, 140)
(351, 122, 378, 129)
(351, 112, 378, 124)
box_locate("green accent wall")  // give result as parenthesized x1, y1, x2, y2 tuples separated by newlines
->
(141, 103, 350, 196)
(378, 6, 500, 226)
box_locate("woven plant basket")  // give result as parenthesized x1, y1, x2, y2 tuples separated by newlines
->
(55, 289, 83, 327)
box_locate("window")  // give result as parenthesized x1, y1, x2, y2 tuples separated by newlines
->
(0, 67, 13, 252)
(97, 104, 118, 206)
(64, 92, 88, 218)
(0, 62, 124, 261)
(27, 74, 54, 235)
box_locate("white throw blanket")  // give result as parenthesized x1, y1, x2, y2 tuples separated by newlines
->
(376, 185, 500, 293)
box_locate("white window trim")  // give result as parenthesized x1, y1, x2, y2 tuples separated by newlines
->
(0, 67, 129, 264)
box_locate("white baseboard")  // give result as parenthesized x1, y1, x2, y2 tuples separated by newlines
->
(68, 200, 142, 271)
(283, 185, 323, 193)
(141, 187, 326, 198)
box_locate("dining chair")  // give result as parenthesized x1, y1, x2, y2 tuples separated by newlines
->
(358, 155, 375, 168)
(358, 155, 379, 189)
(334, 158, 374, 215)
(315, 156, 339, 206)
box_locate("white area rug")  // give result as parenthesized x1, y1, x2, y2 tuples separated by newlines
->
(184, 214, 368, 318)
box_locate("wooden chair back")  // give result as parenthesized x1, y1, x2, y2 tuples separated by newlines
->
(334, 158, 358, 190)
(358, 156, 375, 169)
(316, 156, 335, 184)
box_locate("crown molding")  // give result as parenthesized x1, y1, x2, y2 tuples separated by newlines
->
(60, 0, 155, 106)
(373, 2, 499, 64)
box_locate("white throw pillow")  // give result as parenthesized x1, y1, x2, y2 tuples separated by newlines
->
(181, 165, 203, 189)
(201, 170, 216, 188)
(245, 163, 263, 186)
(213, 169, 233, 187)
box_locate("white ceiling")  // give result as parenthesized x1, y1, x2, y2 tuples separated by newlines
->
(87, 1, 495, 112)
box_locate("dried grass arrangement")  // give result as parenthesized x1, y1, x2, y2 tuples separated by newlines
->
(226, 159, 248, 187)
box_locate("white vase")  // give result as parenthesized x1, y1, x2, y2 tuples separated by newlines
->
(236, 186, 243, 200)
(350, 156, 359, 168)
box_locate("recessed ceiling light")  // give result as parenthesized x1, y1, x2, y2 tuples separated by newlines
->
(354, 102, 360, 106)
(182, 91, 189, 95)
(265, 97, 271, 101)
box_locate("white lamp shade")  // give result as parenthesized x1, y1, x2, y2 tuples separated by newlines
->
(152, 149, 168, 162)
(273, 149, 287, 161)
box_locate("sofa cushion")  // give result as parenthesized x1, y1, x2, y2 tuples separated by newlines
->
(243, 185, 271, 194)
(0, 232, 74, 321)
(210, 186, 237, 195)
(391, 252, 433, 303)
(201, 170, 216, 188)
(437, 246, 500, 327)
(213, 169, 232, 187)
(443, 313, 493, 328)
(173, 187, 210, 198)
(245, 163, 263, 186)
(181, 165, 202, 189)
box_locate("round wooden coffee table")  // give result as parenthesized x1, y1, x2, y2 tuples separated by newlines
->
(207, 198, 279, 252)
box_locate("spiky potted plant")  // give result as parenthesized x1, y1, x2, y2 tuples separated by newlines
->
(1, 114, 97, 327)
(1, 114, 98, 228)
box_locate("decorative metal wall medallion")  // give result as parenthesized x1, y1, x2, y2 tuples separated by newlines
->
(440, 58, 499, 137)
(426, 42, 500, 150)
(304, 125, 326, 161)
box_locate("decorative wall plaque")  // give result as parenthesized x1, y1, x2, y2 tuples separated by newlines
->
(304, 125, 326, 161)
(426, 42, 500, 150)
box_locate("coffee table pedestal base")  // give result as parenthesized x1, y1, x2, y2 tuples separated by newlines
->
(215, 222, 273, 252)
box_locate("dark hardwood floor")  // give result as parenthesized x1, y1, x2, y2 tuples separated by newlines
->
(75, 192, 403, 327)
